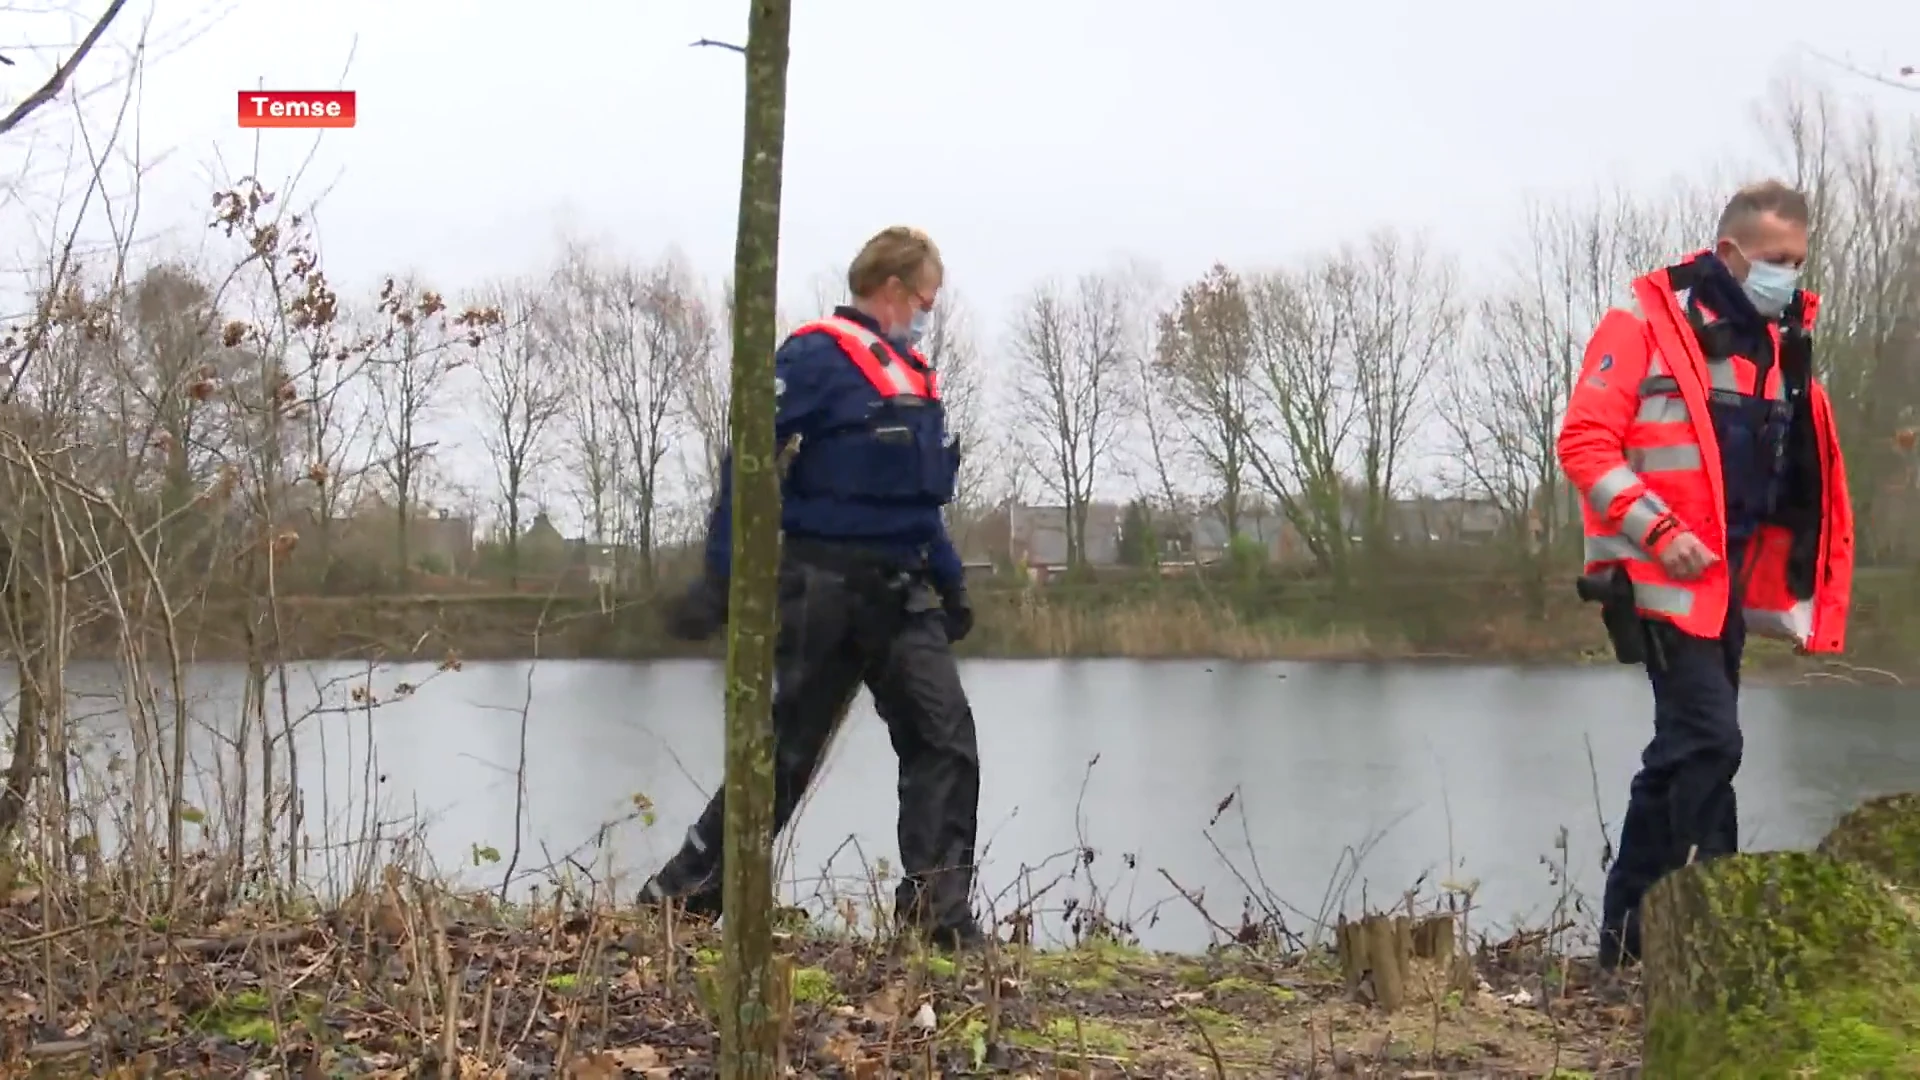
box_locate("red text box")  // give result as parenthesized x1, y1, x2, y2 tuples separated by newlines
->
(237, 91, 356, 129)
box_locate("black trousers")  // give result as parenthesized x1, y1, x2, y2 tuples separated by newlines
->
(1600, 605, 1746, 962)
(642, 555, 981, 932)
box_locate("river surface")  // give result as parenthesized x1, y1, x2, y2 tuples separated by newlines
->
(39, 658, 1920, 952)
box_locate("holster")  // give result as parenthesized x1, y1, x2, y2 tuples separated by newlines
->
(784, 537, 923, 648)
(1575, 565, 1651, 667)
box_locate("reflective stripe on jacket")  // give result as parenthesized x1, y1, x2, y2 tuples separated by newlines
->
(1556, 258, 1854, 652)
(792, 316, 939, 400)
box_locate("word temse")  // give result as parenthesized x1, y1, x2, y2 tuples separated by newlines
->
(237, 91, 357, 129)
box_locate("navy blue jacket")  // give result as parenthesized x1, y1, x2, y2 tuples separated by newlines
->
(701, 306, 965, 595)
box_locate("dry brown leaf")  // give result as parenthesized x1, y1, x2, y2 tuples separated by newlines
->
(565, 1050, 621, 1080)
(606, 1045, 663, 1069)
(0, 990, 36, 1020)
(456, 1054, 508, 1079)
(860, 984, 906, 1021)
(848, 1055, 887, 1080)
(822, 1029, 862, 1063)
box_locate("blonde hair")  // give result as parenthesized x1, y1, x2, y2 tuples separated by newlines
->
(846, 226, 943, 299)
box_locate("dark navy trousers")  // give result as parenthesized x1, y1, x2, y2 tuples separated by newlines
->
(1599, 603, 1746, 964)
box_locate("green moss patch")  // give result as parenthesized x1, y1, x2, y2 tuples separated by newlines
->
(190, 989, 280, 1045)
(1009, 1015, 1131, 1056)
(790, 966, 840, 1005)
(1817, 792, 1920, 888)
(1644, 852, 1920, 1077)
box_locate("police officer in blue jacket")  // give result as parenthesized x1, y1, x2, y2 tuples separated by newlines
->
(641, 226, 984, 949)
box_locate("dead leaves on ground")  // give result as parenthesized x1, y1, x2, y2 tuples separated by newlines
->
(0, 891, 1639, 1078)
(560, 1044, 673, 1079)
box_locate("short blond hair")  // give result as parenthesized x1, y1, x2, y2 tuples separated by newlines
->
(847, 226, 943, 299)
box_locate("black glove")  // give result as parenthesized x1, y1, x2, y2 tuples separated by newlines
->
(664, 577, 728, 642)
(941, 588, 974, 643)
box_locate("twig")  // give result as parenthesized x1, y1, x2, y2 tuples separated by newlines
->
(1179, 1004, 1230, 1079)
(1156, 867, 1242, 947)
(690, 38, 746, 54)
(1802, 46, 1919, 94)
(136, 923, 324, 958)
(2, 913, 119, 948)
(0, 0, 129, 136)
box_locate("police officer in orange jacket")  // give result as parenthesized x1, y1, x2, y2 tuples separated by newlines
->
(641, 226, 985, 950)
(1556, 180, 1854, 969)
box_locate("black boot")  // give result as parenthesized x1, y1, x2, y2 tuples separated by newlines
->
(638, 863, 722, 921)
(1597, 908, 1640, 970)
(926, 918, 989, 952)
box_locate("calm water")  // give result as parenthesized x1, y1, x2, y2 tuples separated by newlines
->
(36, 658, 1920, 952)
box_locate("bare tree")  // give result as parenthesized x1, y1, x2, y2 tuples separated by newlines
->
(291, 309, 376, 584)
(1759, 81, 1920, 560)
(474, 279, 564, 586)
(1156, 262, 1255, 537)
(601, 253, 715, 579)
(366, 278, 497, 585)
(1442, 189, 1694, 576)
(550, 243, 626, 546)
(804, 262, 848, 316)
(548, 246, 713, 578)
(1009, 272, 1134, 567)
(1346, 230, 1463, 552)
(916, 286, 997, 550)
(111, 265, 232, 514)
(681, 277, 734, 502)
(1240, 261, 1359, 578)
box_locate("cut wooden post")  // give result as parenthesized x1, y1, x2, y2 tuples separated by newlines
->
(1640, 850, 1920, 1076)
(1335, 914, 1368, 998)
(1411, 913, 1455, 959)
(1363, 914, 1408, 1011)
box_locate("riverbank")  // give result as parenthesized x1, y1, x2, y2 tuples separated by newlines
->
(58, 569, 1920, 677)
(0, 889, 1639, 1077)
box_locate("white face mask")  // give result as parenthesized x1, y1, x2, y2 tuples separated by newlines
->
(1743, 259, 1801, 317)
(889, 308, 930, 349)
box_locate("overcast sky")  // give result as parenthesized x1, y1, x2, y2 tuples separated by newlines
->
(1, 0, 1916, 521)
(7, 0, 1916, 315)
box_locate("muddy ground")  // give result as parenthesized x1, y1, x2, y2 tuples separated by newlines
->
(0, 883, 1641, 1078)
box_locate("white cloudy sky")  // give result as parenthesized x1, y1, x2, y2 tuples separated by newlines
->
(1, 0, 1916, 523)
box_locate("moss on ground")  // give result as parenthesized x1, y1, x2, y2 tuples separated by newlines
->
(190, 989, 279, 1046)
(1816, 792, 1920, 888)
(1644, 852, 1920, 1078)
(789, 966, 840, 1005)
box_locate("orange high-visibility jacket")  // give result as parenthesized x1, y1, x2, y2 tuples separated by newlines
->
(1556, 256, 1854, 653)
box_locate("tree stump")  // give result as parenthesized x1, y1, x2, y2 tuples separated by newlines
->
(1336, 912, 1410, 1010)
(1411, 912, 1455, 960)
(1640, 851, 1920, 1077)
(1816, 792, 1920, 888)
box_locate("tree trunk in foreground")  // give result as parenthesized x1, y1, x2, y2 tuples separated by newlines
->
(1641, 845, 1920, 1077)
(719, 1, 792, 1078)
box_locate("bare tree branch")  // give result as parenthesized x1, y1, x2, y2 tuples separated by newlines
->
(0, 0, 128, 137)
(1009, 271, 1135, 567)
